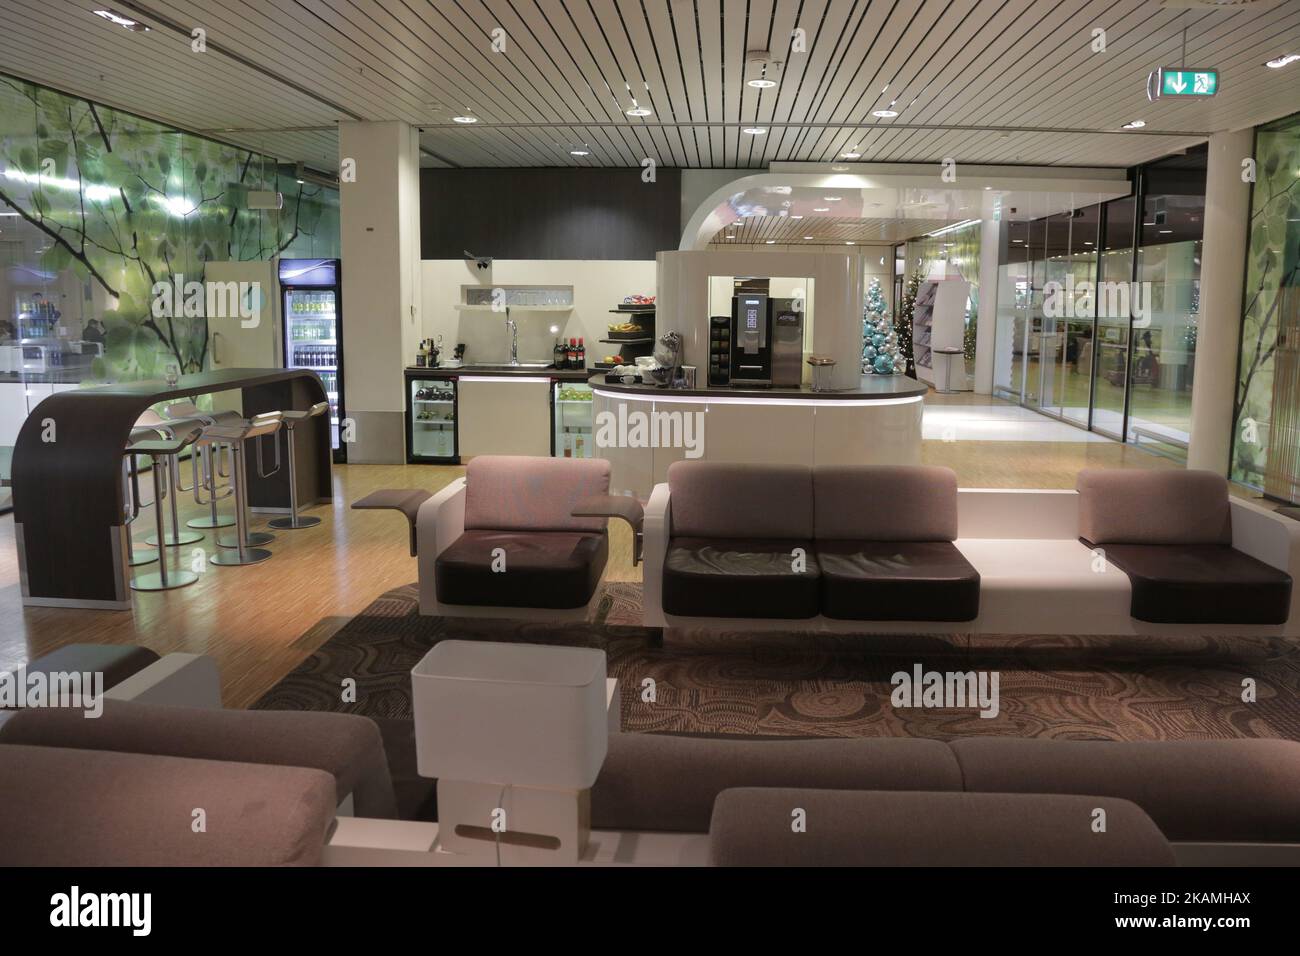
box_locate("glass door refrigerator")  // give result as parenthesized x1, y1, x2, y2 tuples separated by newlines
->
(280, 258, 345, 462)
(406, 375, 459, 463)
(553, 381, 594, 458)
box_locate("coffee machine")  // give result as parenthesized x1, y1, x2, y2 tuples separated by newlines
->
(729, 292, 771, 386)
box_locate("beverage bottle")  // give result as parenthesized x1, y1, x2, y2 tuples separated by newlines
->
(553, 338, 564, 368)
(577, 338, 585, 368)
(563, 428, 572, 457)
(568, 338, 577, 369)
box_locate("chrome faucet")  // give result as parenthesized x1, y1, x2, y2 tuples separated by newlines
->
(506, 309, 519, 366)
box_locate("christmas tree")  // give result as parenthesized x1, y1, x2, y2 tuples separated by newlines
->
(894, 264, 924, 378)
(862, 276, 906, 375)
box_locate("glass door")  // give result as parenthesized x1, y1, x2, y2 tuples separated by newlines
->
(554, 381, 593, 458)
(1091, 197, 1136, 439)
(408, 378, 457, 462)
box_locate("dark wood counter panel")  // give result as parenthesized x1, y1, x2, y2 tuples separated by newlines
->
(12, 368, 331, 609)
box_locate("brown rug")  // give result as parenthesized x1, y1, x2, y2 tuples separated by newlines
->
(255, 582, 1300, 742)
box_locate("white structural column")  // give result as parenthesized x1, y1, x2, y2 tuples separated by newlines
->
(338, 120, 423, 463)
(973, 195, 1002, 394)
(1187, 128, 1254, 473)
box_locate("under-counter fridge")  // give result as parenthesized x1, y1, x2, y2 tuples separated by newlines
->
(406, 374, 459, 463)
(281, 258, 345, 462)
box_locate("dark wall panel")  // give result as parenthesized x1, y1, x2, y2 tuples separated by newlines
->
(421, 167, 680, 261)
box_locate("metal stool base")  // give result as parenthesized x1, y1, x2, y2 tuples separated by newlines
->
(210, 547, 272, 566)
(268, 514, 321, 530)
(146, 530, 205, 547)
(127, 551, 158, 567)
(131, 569, 200, 591)
(217, 530, 274, 548)
(187, 515, 236, 529)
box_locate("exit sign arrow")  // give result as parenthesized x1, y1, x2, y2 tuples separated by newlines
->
(1147, 67, 1219, 100)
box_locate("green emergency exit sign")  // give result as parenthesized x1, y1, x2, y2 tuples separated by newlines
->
(1147, 68, 1218, 100)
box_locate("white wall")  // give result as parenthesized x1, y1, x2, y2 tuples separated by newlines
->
(420, 259, 656, 366)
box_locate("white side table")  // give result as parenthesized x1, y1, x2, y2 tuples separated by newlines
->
(931, 347, 967, 393)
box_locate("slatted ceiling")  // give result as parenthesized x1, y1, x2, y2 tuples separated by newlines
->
(2, 0, 1299, 171)
(710, 213, 952, 244)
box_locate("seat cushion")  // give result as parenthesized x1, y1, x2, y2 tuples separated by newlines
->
(1077, 468, 1232, 545)
(15, 643, 159, 694)
(814, 465, 959, 541)
(667, 461, 813, 539)
(464, 455, 610, 533)
(435, 529, 608, 609)
(819, 540, 979, 621)
(1091, 541, 1291, 624)
(662, 537, 819, 619)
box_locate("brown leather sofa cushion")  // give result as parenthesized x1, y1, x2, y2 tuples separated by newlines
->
(435, 529, 608, 609)
(1089, 541, 1291, 625)
(951, 737, 1300, 843)
(707, 789, 1175, 866)
(0, 744, 336, 866)
(818, 540, 980, 621)
(662, 537, 820, 619)
(14, 643, 159, 693)
(814, 465, 959, 541)
(667, 461, 814, 539)
(590, 734, 962, 833)
(0, 699, 397, 819)
(1077, 468, 1232, 545)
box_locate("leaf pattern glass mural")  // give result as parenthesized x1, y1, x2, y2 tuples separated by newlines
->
(0, 76, 338, 383)
(905, 220, 981, 368)
(1231, 112, 1300, 490)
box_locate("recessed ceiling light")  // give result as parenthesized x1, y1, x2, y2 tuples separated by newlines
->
(725, 234, 736, 239)
(841, 151, 861, 159)
(93, 8, 149, 30)
(742, 127, 767, 135)
(1159, 229, 1172, 234)
(765, 239, 776, 244)
(747, 78, 777, 89)
(1084, 241, 1093, 245)
(626, 106, 653, 117)
(791, 215, 803, 220)
(1121, 120, 1146, 129)
(845, 241, 855, 245)
(1266, 54, 1300, 68)
(823, 196, 842, 201)
(984, 186, 992, 190)
(872, 109, 898, 118)
(570, 149, 589, 156)
(452, 115, 478, 124)
(813, 207, 830, 212)
(803, 236, 814, 240)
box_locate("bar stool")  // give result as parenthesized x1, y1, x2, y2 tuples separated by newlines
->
(268, 401, 330, 530)
(163, 402, 239, 531)
(122, 426, 161, 568)
(136, 409, 205, 548)
(125, 422, 204, 591)
(208, 412, 283, 567)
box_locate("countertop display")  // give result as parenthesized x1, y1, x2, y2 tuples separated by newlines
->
(588, 374, 928, 401)
(406, 365, 592, 381)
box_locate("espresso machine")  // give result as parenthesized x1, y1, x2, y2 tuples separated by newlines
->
(729, 292, 771, 386)
(770, 298, 804, 387)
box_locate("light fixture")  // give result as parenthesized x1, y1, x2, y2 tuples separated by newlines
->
(813, 207, 830, 212)
(742, 127, 767, 135)
(823, 196, 842, 201)
(791, 215, 803, 220)
(570, 149, 590, 156)
(294, 162, 306, 184)
(1159, 229, 1172, 234)
(626, 106, 653, 117)
(765, 239, 776, 244)
(93, 8, 149, 30)
(1121, 120, 1146, 129)
(804, 236, 814, 240)
(1265, 54, 1300, 69)
(872, 109, 898, 118)
(841, 149, 862, 159)
(984, 186, 992, 190)
(452, 115, 478, 124)
(1084, 241, 1093, 245)
(845, 241, 855, 245)
(831, 164, 849, 172)
(747, 78, 777, 89)
(725, 234, 736, 239)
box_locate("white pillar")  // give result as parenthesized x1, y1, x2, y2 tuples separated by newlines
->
(338, 120, 422, 463)
(973, 196, 1001, 394)
(1187, 128, 1253, 474)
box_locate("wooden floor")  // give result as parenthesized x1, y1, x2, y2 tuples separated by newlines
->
(0, 391, 1261, 708)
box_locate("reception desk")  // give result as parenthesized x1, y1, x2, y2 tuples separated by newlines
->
(591, 375, 926, 497)
(11, 368, 332, 610)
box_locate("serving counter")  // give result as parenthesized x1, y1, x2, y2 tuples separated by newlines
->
(590, 375, 926, 497)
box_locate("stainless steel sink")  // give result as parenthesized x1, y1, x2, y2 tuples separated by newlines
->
(460, 363, 556, 371)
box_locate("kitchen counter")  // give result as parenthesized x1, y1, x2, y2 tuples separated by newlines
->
(406, 365, 591, 381)
(589, 373, 928, 401)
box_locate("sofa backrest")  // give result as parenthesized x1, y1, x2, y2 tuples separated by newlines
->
(1076, 468, 1231, 545)
(667, 461, 813, 539)
(814, 465, 959, 541)
(464, 455, 611, 533)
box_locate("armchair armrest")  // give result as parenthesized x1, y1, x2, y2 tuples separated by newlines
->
(642, 482, 672, 626)
(1230, 498, 1300, 630)
(572, 494, 645, 563)
(417, 478, 467, 615)
(104, 653, 222, 709)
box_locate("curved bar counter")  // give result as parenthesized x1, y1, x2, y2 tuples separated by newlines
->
(12, 368, 332, 609)
(590, 374, 926, 497)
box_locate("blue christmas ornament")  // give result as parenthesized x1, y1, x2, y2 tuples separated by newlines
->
(874, 353, 894, 374)
(863, 345, 877, 361)
(872, 333, 886, 348)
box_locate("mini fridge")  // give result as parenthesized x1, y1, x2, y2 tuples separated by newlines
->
(281, 258, 345, 462)
(553, 381, 593, 458)
(406, 375, 459, 463)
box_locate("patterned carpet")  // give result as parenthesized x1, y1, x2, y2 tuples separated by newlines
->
(256, 582, 1300, 742)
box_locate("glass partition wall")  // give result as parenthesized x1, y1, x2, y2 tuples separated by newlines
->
(992, 146, 1206, 461)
